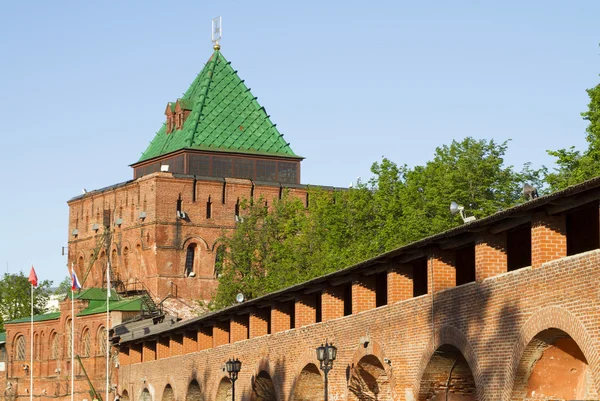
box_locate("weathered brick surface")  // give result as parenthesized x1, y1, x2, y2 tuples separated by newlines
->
(429, 250, 456, 292)
(118, 250, 600, 401)
(2, 298, 118, 400)
(271, 303, 293, 334)
(66, 173, 307, 303)
(475, 233, 507, 281)
(352, 276, 376, 314)
(321, 286, 344, 321)
(531, 212, 567, 268)
(388, 264, 413, 303)
(295, 295, 316, 328)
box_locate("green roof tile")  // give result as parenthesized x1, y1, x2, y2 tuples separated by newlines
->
(138, 50, 300, 162)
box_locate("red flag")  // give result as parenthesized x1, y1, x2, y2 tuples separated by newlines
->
(28, 266, 38, 287)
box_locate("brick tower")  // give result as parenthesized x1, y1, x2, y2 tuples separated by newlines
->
(67, 44, 307, 306)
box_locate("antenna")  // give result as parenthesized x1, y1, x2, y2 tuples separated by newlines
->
(450, 201, 476, 224)
(212, 16, 222, 48)
(236, 293, 245, 303)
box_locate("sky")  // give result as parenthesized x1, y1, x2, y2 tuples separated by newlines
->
(0, 0, 598, 285)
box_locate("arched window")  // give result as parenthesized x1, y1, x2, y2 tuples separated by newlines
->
(65, 320, 72, 358)
(214, 245, 225, 278)
(14, 335, 26, 361)
(50, 333, 59, 360)
(78, 256, 84, 274)
(111, 249, 118, 275)
(81, 328, 91, 357)
(185, 244, 196, 277)
(98, 327, 107, 356)
(123, 247, 129, 269)
(33, 333, 40, 360)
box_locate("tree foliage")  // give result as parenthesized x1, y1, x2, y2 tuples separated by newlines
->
(546, 79, 600, 190)
(0, 272, 52, 332)
(209, 137, 541, 309)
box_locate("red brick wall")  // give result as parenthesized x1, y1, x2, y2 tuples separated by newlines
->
(352, 276, 376, 314)
(142, 341, 156, 362)
(388, 264, 414, 303)
(67, 173, 308, 302)
(271, 303, 292, 334)
(475, 233, 507, 281)
(532, 212, 567, 268)
(249, 308, 270, 338)
(198, 327, 212, 351)
(183, 331, 198, 354)
(157, 336, 170, 359)
(118, 249, 600, 400)
(429, 250, 456, 292)
(230, 316, 249, 343)
(295, 295, 317, 328)
(322, 286, 344, 321)
(213, 321, 230, 347)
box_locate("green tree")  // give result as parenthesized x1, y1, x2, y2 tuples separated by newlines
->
(209, 137, 542, 310)
(546, 78, 600, 191)
(55, 276, 71, 296)
(0, 272, 52, 332)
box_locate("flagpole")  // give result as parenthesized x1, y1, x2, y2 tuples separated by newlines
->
(30, 281, 33, 401)
(71, 264, 75, 401)
(106, 261, 110, 401)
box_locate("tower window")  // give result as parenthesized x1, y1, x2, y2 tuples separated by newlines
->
(185, 244, 196, 277)
(206, 197, 212, 219)
(214, 245, 225, 278)
(15, 335, 26, 361)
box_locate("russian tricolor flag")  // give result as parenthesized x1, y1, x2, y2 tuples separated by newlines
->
(71, 269, 81, 291)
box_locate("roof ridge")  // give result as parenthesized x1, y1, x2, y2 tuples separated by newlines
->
(187, 50, 220, 148)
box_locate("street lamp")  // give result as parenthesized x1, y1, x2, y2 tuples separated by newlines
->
(225, 358, 242, 401)
(316, 341, 337, 401)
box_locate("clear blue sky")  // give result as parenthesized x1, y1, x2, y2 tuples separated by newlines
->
(0, 1, 598, 285)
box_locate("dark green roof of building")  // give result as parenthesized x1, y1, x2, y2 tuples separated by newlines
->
(78, 297, 143, 316)
(6, 312, 61, 324)
(138, 49, 300, 162)
(68, 288, 119, 301)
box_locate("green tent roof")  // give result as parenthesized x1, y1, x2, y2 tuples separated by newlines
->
(0, 332, 6, 344)
(138, 49, 300, 162)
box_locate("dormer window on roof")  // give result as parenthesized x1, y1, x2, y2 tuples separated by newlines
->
(165, 100, 193, 134)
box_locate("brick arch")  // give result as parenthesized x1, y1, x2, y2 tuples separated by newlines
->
(413, 325, 484, 401)
(139, 386, 154, 401)
(185, 379, 204, 401)
(288, 348, 324, 398)
(347, 338, 395, 392)
(214, 377, 231, 401)
(160, 383, 176, 401)
(182, 236, 210, 251)
(502, 306, 600, 400)
(290, 363, 323, 401)
(249, 358, 283, 401)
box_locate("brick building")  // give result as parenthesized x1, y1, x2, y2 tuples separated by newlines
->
(5, 41, 600, 401)
(2, 43, 319, 401)
(2, 289, 149, 401)
(66, 43, 311, 305)
(115, 179, 600, 401)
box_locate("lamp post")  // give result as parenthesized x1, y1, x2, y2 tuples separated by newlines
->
(225, 358, 241, 401)
(316, 341, 337, 401)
